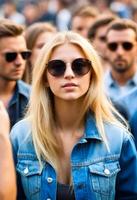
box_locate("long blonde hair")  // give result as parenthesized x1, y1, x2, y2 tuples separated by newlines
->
(26, 31, 128, 171)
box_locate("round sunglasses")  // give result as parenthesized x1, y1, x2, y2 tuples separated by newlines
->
(47, 58, 91, 77)
(2, 51, 31, 62)
(107, 42, 134, 52)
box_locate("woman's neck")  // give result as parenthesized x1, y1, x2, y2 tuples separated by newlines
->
(54, 98, 84, 132)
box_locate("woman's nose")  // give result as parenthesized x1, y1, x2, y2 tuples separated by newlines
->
(64, 63, 75, 79)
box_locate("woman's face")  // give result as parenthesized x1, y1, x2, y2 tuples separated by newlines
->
(31, 32, 55, 66)
(46, 43, 91, 102)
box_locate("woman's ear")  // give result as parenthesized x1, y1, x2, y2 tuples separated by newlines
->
(45, 81, 49, 87)
(43, 74, 49, 87)
(45, 77, 49, 87)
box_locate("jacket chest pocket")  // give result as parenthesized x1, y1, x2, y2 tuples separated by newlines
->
(17, 160, 42, 199)
(89, 161, 120, 196)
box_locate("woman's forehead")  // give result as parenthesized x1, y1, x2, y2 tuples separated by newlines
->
(49, 43, 86, 60)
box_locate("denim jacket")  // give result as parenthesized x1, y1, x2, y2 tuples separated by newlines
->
(10, 114, 137, 200)
(118, 87, 137, 119)
(130, 110, 137, 150)
(8, 80, 31, 128)
(104, 71, 137, 101)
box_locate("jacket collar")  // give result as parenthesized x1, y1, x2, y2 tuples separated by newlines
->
(83, 113, 102, 141)
(17, 80, 30, 98)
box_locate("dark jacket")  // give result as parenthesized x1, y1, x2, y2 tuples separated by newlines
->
(7, 80, 30, 128)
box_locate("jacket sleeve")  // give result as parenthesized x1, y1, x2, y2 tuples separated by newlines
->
(130, 111, 137, 150)
(115, 133, 137, 200)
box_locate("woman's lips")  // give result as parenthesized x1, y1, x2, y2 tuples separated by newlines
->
(62, 83, 78, 88)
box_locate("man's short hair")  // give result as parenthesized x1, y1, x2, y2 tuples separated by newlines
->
(88, 14, 117, 40)
(72, 4, 99, 19)
(106, 18, 137, 40)
(0, 19, 24, 38)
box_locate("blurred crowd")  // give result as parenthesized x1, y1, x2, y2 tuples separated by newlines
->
(0, 0, 136, 30)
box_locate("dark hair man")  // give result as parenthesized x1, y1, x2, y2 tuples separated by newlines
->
(0, 19, 31, 128)
(105, 19, 137, 101)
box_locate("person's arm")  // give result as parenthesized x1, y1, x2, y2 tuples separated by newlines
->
(130, 111, 137, 150)
(0, 101, 16, 200)
(115, 133, 137, 199)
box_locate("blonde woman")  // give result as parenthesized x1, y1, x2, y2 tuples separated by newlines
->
(10, 31, 137, 200)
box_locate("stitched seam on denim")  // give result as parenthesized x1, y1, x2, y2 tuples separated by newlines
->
(71, 154, 120, 167)
(17, 153, 38, 160)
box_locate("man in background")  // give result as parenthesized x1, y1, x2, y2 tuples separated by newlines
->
(104, 19, 137, 101)
(71, 4, 98, 38)
(0, 19, 31, 128)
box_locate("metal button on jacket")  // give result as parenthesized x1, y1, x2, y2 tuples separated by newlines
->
(47, 177, 53, 183)
(104, 168, 110, 175)
(24, 167, 29, 174)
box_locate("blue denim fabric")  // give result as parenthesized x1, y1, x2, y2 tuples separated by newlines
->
(10, 114, 137, 200)
(130, 110, 137, 150)
(7, 80, 30, 128)
(117, 87, 137, 119)
(104, 71, 137, 101)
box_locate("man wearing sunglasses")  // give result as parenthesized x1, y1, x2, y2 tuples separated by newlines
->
(104, 19, 137, 102)
(0, 19, 31, 128)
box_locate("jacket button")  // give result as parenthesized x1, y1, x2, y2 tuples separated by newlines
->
(24, 167, 29, 174)
(104, 168, 110, 175)
(47, 177, 53, 183)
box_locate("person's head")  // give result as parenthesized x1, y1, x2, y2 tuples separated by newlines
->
(71, 5, 98, 38)
(22, 2, 40, 25)
(0, 19, 30, 81)
(27, 31, 124, 170)
(37, 0, 50, 13)
(30, 31, 104, 117)
(23, 22, 56, 84)
(106, 19, 137, 74)
(88, 14, 117, 59)
(25, 22, 56, 67)
(3, 2, 16, 18)
(132, 6, 137, 23)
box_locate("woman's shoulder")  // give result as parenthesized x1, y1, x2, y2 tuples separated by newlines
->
(10, 118, 32, 145)
(10, 119, 38, 164)
(86, 112, 131, 146)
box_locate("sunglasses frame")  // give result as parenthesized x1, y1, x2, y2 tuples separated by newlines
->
(107, 41, 134, 52)
(47, 58, 91, 77)
(2, 51, 31, 62)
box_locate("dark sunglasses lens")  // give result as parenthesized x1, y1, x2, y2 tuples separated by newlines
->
(21, 51, 31, 60)
(72, 58, 91, 76)
(108, 43, 117, 51)
(47, 60, 65, 77)
(123, 42, 133, 50)
(5, 52, 17, 62)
